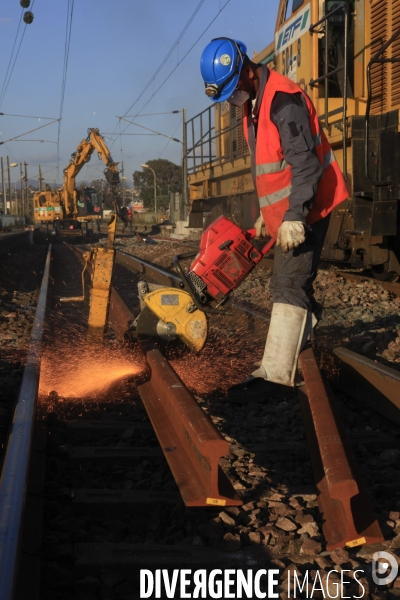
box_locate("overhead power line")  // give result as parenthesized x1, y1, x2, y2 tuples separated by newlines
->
(57, 0, 75, 180)
(0, 119, 60, 145)
(0, 113, 58, 120)
(124, 111, 182, 118)
(112, 0, 232, 147)
(10, 139, 58, 143)
(117, 117, 181, 143)
(107, 0, 206, 147)
(0, 8, 24, 108)
(158, 118, 182, 158)
(0, 0, 37, 108)
(139, 0, 234, 115)
(119, 0, 206, 122)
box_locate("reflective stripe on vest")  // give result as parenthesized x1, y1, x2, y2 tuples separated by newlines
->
(324, 149, 335, 170)
(256, 159, 288, 176)
(258, 148, 334, 178)
(259, 184, 292, 207)
(314, 132, 322, 148)
(257, 148, 335, 207)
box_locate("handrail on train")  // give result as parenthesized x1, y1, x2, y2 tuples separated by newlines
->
(309, 2, 349, 179)
(186, 103, 250, 174)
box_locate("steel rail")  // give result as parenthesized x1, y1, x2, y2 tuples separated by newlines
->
(113, 250, 386, 545)
(332, 347, 400, 424)
(334, 270, 400, 297)
(67, 245, 387, 544)
(63, 243, 242, 507)
(137, 343, 242, 507)
(0, 244, 52, 600)
(298, 348, 383, 550)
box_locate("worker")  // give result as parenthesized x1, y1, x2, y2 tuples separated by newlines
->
(200, 38, 348, 388)
(120, 205, 132, 235)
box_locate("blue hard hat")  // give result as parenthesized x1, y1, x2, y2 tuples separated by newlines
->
(200, 38, 247, 102)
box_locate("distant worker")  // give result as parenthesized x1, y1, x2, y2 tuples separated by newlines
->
(200, 38, 348, 387)
(120, 205, 132, 235)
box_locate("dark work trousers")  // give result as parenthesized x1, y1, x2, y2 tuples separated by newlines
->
(122, 219, 133, 234)
(269, 214, 331, 310)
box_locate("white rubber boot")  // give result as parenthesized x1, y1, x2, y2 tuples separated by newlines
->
(250, 303, 312, 387)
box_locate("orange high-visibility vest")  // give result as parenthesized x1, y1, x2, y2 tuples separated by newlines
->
(243, 69, 349, 239)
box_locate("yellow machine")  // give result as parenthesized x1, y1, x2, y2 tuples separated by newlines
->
(187, 0, 400, 278)
(33, 128, 120, 225)
(60, 213, 118, 342)
(49, 129, 122, 340)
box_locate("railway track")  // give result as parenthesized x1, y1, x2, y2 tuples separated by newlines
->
(0, 239, 399, 599)
(111, 249, 398, 539)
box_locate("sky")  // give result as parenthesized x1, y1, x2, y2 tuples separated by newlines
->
(0, 0, 280, 189)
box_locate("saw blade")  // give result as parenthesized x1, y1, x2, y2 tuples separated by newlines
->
(140, 287, 208, 353)
(135, 306, 163, 343)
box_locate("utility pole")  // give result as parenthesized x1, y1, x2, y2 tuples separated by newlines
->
(20, 163, 24, 216)
(24, 162, 28, 223)
(38, 165, 44, 192)
(7, 157, 12, 215)
(121, 160, 125, 206)
(182, 108, 188, 222)
(1, 157, 6, 214)
(14, 181, 18, 216)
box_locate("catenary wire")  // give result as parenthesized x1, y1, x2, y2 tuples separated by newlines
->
(56, 0, 75, 182)
(111, 0, 232, 150)
(158, 118, 182, 158)
(124, 111, 182, 118)
(107, 0, 206, 146)
(0, 0, 36, 108)
(0, 119, 60, 145)
(0, 113, 58, 120)
(10, 139, 58, 143)
(119, 0, 206, 120)
(0, 8, 24, 108)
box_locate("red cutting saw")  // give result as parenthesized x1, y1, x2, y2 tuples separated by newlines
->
(135, 216, 275, 352)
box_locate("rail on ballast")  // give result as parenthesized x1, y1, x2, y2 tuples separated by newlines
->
(109, 248, 388, 549)
(0, 244, 51, 600)
(333, 346, 400, 425)
(63, 243, 243, 507)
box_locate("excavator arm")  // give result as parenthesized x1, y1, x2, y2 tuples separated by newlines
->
(62, 128, 122, 219)
(60, 128, 124, 342)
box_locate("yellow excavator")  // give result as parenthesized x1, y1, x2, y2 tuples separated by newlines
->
(49, 128, 124, 342)
(33, 128, 121, 228)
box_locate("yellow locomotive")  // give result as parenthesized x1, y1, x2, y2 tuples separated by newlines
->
(187, 0, 400, 279)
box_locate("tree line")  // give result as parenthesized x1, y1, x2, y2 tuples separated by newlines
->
(79, 159, 182, 210)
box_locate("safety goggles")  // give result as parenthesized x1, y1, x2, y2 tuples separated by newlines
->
(204, 38, 244, 99)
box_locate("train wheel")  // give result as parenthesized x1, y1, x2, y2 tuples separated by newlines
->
(371, 264, 393, 281)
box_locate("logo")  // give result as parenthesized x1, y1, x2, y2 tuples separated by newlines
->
(372, 551, 398, 586)
(220, 54, 231, 66)
(275, 5, 310, 55)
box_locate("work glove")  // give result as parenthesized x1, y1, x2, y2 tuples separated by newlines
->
(276, 221, 306, 253)
(254, 215, 268, 238)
